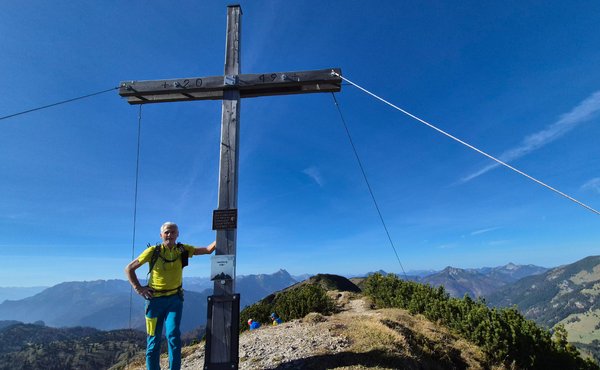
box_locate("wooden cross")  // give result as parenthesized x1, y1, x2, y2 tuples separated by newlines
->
(119, 5, 341, 369)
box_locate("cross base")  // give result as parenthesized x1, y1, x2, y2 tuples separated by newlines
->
(203, 294, 241, 369)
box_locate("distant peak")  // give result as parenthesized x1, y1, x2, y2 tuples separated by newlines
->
(442, 266, 464, 275)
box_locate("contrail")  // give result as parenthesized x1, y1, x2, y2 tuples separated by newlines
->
(460, 90, 600, 183)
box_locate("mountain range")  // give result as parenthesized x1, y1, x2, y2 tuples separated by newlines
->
(0, 269, 299, 334)
(487, 255, 600, 361)
(361, 263, 548, 299)
(0, 263, 549, 332)
(0, 256, 598, 368)
(0, 259, 595, 337)
(418, 263, 549, 298)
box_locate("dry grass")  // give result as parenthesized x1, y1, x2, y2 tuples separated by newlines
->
(326, 305, 489, 370)
(117, 342, 203, 370)
(561, 308, 600, 343)
(181, 343, 201, 358)
(303, 312, 328, 323)
(111, 353, 145, 370)
(570, 265, 600, 284)
(342, 318, 407, 354)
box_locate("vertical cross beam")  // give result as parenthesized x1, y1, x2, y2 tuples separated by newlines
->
(206, 5, 241, 368)
(216, 5, 241, 296)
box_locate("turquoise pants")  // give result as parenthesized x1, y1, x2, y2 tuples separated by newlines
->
(145, 294, 183, 370)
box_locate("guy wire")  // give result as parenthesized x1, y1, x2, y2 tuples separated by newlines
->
(0, 87, 118, 121)
(332, 72, 600, 217)
(331, 92, 408, 279)
(127, 105, 143, 367)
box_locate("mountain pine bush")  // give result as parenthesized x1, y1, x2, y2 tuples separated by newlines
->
(363, 273, 598, 370)
(240, 283, 334, 332)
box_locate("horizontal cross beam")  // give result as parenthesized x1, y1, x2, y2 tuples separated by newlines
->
(119, 68, 342, 104)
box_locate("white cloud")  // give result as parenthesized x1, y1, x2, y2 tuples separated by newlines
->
(460, 90, 600, 183)
(581, 178, 600, 194)
(302, 166, 324, 187)
(437, 243, 458, 249)
(470, 227, 500, 236)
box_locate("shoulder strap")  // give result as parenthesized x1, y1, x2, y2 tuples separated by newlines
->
(178, 242, 189, 268)
(148, 243, 162, 275)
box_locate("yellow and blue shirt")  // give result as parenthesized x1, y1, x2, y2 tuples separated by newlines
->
(137, 244, 195, 297)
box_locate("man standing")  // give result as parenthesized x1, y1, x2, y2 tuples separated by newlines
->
(125, 221, 216, 370)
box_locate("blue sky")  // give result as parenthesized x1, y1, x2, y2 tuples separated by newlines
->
(1, 1, 599, 287)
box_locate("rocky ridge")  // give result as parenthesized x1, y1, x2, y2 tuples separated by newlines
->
(126, 292, 486, 370)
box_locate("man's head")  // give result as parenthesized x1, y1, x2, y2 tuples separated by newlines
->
(160, 222, 179, 247)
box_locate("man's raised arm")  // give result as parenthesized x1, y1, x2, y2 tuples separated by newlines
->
(193, 241, 216, 255)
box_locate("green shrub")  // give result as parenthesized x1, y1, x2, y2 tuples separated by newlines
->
(363, 273, 598, 370)
(274, 284, 334, 321)
(239, 283, 334, 332)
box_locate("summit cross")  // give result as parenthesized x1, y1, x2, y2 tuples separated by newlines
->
(119, 5, 341, 369)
